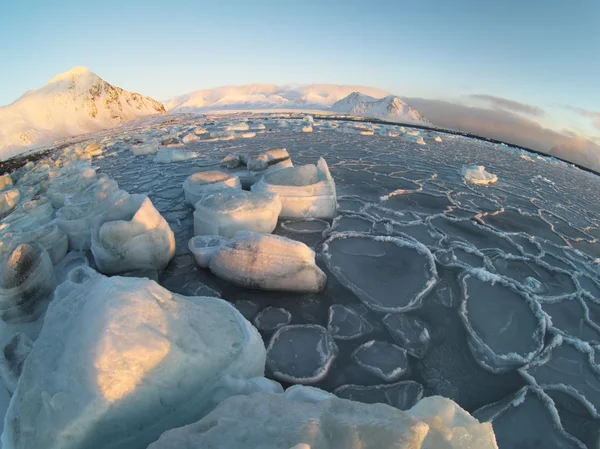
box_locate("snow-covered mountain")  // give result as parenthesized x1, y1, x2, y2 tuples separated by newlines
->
(165, 84, 391, 112)
(333, 93, 430, 125)
(0, 67, 165, 160)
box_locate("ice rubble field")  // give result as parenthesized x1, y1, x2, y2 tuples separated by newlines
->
(1, 115, 600, 448)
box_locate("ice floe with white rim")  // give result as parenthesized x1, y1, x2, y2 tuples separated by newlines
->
(209, 231, 326, 293)
(352, 340, 409, 382)
(252, 157, 337, 219)
(253, 306, 292, 332)
(322, 233, 438, 313)
(327, 304, 373, 340)
(2, 271, 266, 449)
(334, 380, 424, 410)
(383, 313, 431, 359)
(266, 324, 338, 384)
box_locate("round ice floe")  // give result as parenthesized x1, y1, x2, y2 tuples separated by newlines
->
(382, 314, 431, 359)
(327, 304, 373, 340)
(474, 386, 587, 449)
(0, 189, 20, 218)
(253, 306, 292, 332)
(209, 232, 327, 293)
(459, 269, 546, 373)
(281, 218, 330, 234)
(266, 324, 338, 384)
(183, 171, 241, 206)
(334, 380, 424, 410)
(352, 340, 409, 382)
(0, 242, 56, 324)
(3, 273, 266, 449)
(193, 190, 281, 238)
(188, 235, 228, 268)
(91, 194, 175, 274)
(323, 233, 438, 313)
(252, 158, 337, 219)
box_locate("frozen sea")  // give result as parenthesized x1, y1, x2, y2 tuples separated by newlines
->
(4, 114, 600, 448)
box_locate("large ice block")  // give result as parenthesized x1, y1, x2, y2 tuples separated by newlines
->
(193, 189, 281, 238)
(183, 171, 241, 206)
(252, 157, 337, 219)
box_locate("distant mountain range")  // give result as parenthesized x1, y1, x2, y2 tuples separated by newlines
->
(0, 68, 430, 160)
(0, 67, 165, 160)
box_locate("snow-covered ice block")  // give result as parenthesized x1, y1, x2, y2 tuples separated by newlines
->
(153, 148, 199, 163)
(409, 396, 498, 449)
(193, 190, 281, 238)
(474, 386, 585, 449)
(0, 189, 20, 218)
(223, 148, 294, 188)
(188, 235, 228, 268)
(56, 203, 97, 250)
(2, 273, 266, 449)
(54, 251, 89, 284)
(303, 115, 314, 123)
(323, 233, 438, 313)
(181, 133, 200, 144)
(0, 242, 56, 324)
(148, 389, 497, 449)
(382, 313, 431, 359)
(2, 197, 54, 232)
(210, 232, 326, 293)
(225, 122, 249, 132)
(327, 304, 373, 340)
(461, 165, 498, 185)
(253, 306, 292, 332)
(183, 171, 241, 206)
(131, 139, 159, 156)
(239, 132, 256, 139)
(0, 173, 13, 191)
(83, 142, 103, 157)
(352, 340, 409, 382)
(252, 157, 337, 219)
(47, 167, 97, 208)
(266, 324, 337, 384)
(334, 381, 424, 410)
(21, 224, 69, 264)
(460, 269, 546, 373)
(193, 126, 207, 135)
(301, 125, 313, 133)
(91, 194, 175, 273)
(64, 177, 120, 207)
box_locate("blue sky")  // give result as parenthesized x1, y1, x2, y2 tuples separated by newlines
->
(0, 0, 598, 139)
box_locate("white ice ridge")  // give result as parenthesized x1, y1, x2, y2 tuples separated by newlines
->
(461, 165, 498, 185)
(209, 231, 327, 293)
(2, 271, 266, 449)
(252, 157, 337, 219)
(148, 391, 498, 449)
(91, 194, 175, 273)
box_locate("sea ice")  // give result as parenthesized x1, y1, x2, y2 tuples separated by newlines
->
(252, 158, 337, 219)
(209, 232, 327, 293)
(253, 306, 292, 332)
(327, 304, 373, 340)
(382, 313, 431, 359)
(181, 133, 200, 144)
(0, 188, 20, 218)
(0, 173, 13, 191)
(266, 324, 338, 383)
(352, 340, 409, 382)
(461, 165, 498, 185)
(323, 233, 437, 312)
(91, 194, 175, 273)
(2, 272, 266, 449)
(193, 190, 281, 238)
(223, 148, 294, 188)
(460, 269, 546, 373)
(2, 197, 54, 231)
(188, 235, 229, 268)
(20, 224, 69, 264)
(53, 251, 90, 284)
(0, 332, 33, 393)
(474, 386, 586, 449)
(183, 171, 241, 206)
(153, 147, 199, 163)
(334, 380, 424, 410)
(0, 242, 56, 324)
(131, 139, 159, 156)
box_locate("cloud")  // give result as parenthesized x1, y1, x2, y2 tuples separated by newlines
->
(560, 105, 600, 130)
(402, 96, 600, 171)
(468, 94, 545, 117)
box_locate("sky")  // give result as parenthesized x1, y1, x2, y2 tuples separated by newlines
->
(0, 0, 599, 148)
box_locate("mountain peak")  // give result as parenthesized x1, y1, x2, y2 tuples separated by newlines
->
(48, 66, 94, 84)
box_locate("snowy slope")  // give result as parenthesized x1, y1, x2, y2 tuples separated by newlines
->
(0, 67, 165, 160)
(334, 93, 430, 125)
(165, 84, 391, 112)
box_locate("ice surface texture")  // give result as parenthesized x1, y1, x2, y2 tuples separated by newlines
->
(193, 189, 281, 238)
(210, 232, 327, 293)
(2, 272, 266, 449)
(148, 392, 497, 449)
(91, 194, 175, 273)
(252, 157, 337, 219)
(182, 171, 241, 206)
